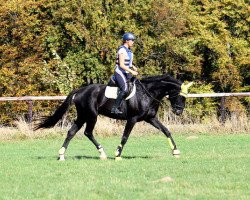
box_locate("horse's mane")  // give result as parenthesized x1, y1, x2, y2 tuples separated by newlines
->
(140, 73, 182, 85)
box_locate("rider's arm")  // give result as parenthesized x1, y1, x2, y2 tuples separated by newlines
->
(119, 53, 138, 76)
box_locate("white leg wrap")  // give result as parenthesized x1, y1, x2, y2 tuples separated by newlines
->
(58, 147, 66, 161)
(59, 147, 66, 155)
(115, 149, 120, 157)
(173, 149, 180, 158)
(98, 148, 107, 160)
(115, 144, 123, 157)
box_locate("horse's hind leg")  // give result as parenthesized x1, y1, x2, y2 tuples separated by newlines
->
(84, 117, 107, 160)
(58, 118, 85, 161)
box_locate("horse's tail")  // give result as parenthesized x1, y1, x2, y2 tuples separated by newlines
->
(34, 89, 78, 131)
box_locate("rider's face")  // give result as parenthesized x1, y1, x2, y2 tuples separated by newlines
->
(127, 40, 134, 48)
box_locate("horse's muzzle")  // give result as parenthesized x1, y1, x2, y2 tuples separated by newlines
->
(172, 108, 183, 116)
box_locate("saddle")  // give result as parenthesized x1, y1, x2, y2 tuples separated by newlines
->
(104, 75, 136, 100)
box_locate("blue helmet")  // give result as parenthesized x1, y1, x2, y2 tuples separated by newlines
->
(122, 32, 135, 41)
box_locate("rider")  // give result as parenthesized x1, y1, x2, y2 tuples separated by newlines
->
(111, 32, 138, 114)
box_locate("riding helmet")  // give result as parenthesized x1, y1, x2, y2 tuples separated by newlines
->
(122, 32, 135, 41)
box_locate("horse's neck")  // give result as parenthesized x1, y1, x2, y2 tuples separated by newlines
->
(144, 82, 171, 100)
(140, 74, 181, 100)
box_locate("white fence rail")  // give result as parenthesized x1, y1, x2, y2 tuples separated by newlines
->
(0, 92, 250, 123)
(0, 96, 67, 101)
(0, 92, 250, 101)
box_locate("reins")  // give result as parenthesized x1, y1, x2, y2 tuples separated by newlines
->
(136, 79, 163, 105)
(136, 79, 184, 110)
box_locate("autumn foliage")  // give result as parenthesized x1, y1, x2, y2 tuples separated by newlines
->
(0, 0, 249, 124)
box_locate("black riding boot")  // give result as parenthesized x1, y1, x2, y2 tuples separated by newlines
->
(111, 91, 127, 114)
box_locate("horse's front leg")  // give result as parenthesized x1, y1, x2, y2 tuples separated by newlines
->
(146, 117, 180, 157)
(115, 118, 137, 160)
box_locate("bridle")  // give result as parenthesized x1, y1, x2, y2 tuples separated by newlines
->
(136, 79, 185, 111)
(168, 92, 185, 110)
(137, 79, 162, 105)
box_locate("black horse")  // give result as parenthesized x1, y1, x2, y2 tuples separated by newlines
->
(35, 73, 193, 161)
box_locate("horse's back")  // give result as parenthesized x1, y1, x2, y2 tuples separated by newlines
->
(72, 83, 141, 120)
(73, 84, 106, 105)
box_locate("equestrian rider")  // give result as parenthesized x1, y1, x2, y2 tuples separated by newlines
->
(111, 32, 138, 114)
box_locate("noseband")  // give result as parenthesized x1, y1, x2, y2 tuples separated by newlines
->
(168, 92, 185, 110)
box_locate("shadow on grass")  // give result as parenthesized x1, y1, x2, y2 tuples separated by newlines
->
(36, 155, 153, 160)
(74, 155, 105, 160)
(74, 155, 153, 160)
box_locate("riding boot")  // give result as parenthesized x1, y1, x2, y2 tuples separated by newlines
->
(111, 91, 127, 114)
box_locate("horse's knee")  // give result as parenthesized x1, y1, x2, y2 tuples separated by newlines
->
(121, 136, 128, 145)
(84, 131, 92, 139)
(67, 123, 80, 136)
(67, 131, 75, 137)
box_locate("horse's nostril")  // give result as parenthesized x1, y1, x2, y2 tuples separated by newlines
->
(173, 109, 183, 115)
(177, 110, 183, 115)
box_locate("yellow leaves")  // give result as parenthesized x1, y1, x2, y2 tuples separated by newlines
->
(225, 97, 247, 114)
(0, 0, 249, 125)
(213, 64, 242, 91)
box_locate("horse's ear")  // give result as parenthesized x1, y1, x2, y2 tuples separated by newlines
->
(186, 82, 194, 88)
(180, 82, 194, 97)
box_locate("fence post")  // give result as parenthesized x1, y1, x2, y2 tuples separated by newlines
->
(28, 100, 33, 123)
(220, 97, 226, 124)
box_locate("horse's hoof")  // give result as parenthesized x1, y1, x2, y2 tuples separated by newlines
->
(98, 148, 107, 160)
(58, 154, 65, 161)
(100, 156, 107, 160)
(115, 157, 122, 161)
(173, 149, 180, 158)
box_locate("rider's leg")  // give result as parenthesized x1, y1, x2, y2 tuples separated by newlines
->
(111, 71, 128, 114)
(111, 90, 127, 114)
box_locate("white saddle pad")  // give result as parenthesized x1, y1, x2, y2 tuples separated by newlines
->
(104, 85, 136, 100)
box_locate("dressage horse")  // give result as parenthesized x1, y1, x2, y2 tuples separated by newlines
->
(35, 73, 193, 161)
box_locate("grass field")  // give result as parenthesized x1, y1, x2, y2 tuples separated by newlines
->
(0, 134, 249, 200)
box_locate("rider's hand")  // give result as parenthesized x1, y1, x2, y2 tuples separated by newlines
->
(132, 65, 138, 71)
(131, 70, 138, 76)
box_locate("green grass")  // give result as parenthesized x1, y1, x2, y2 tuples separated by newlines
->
(0, 134, 249, 200)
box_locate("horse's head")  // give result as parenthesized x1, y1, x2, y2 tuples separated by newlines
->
(140, 74, 193, 115)
(168, 82, 193, 115)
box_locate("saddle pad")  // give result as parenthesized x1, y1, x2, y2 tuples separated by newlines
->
(104, 85, 136, 100)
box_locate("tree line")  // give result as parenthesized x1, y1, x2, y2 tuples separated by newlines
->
(0, 0, 249, 124)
